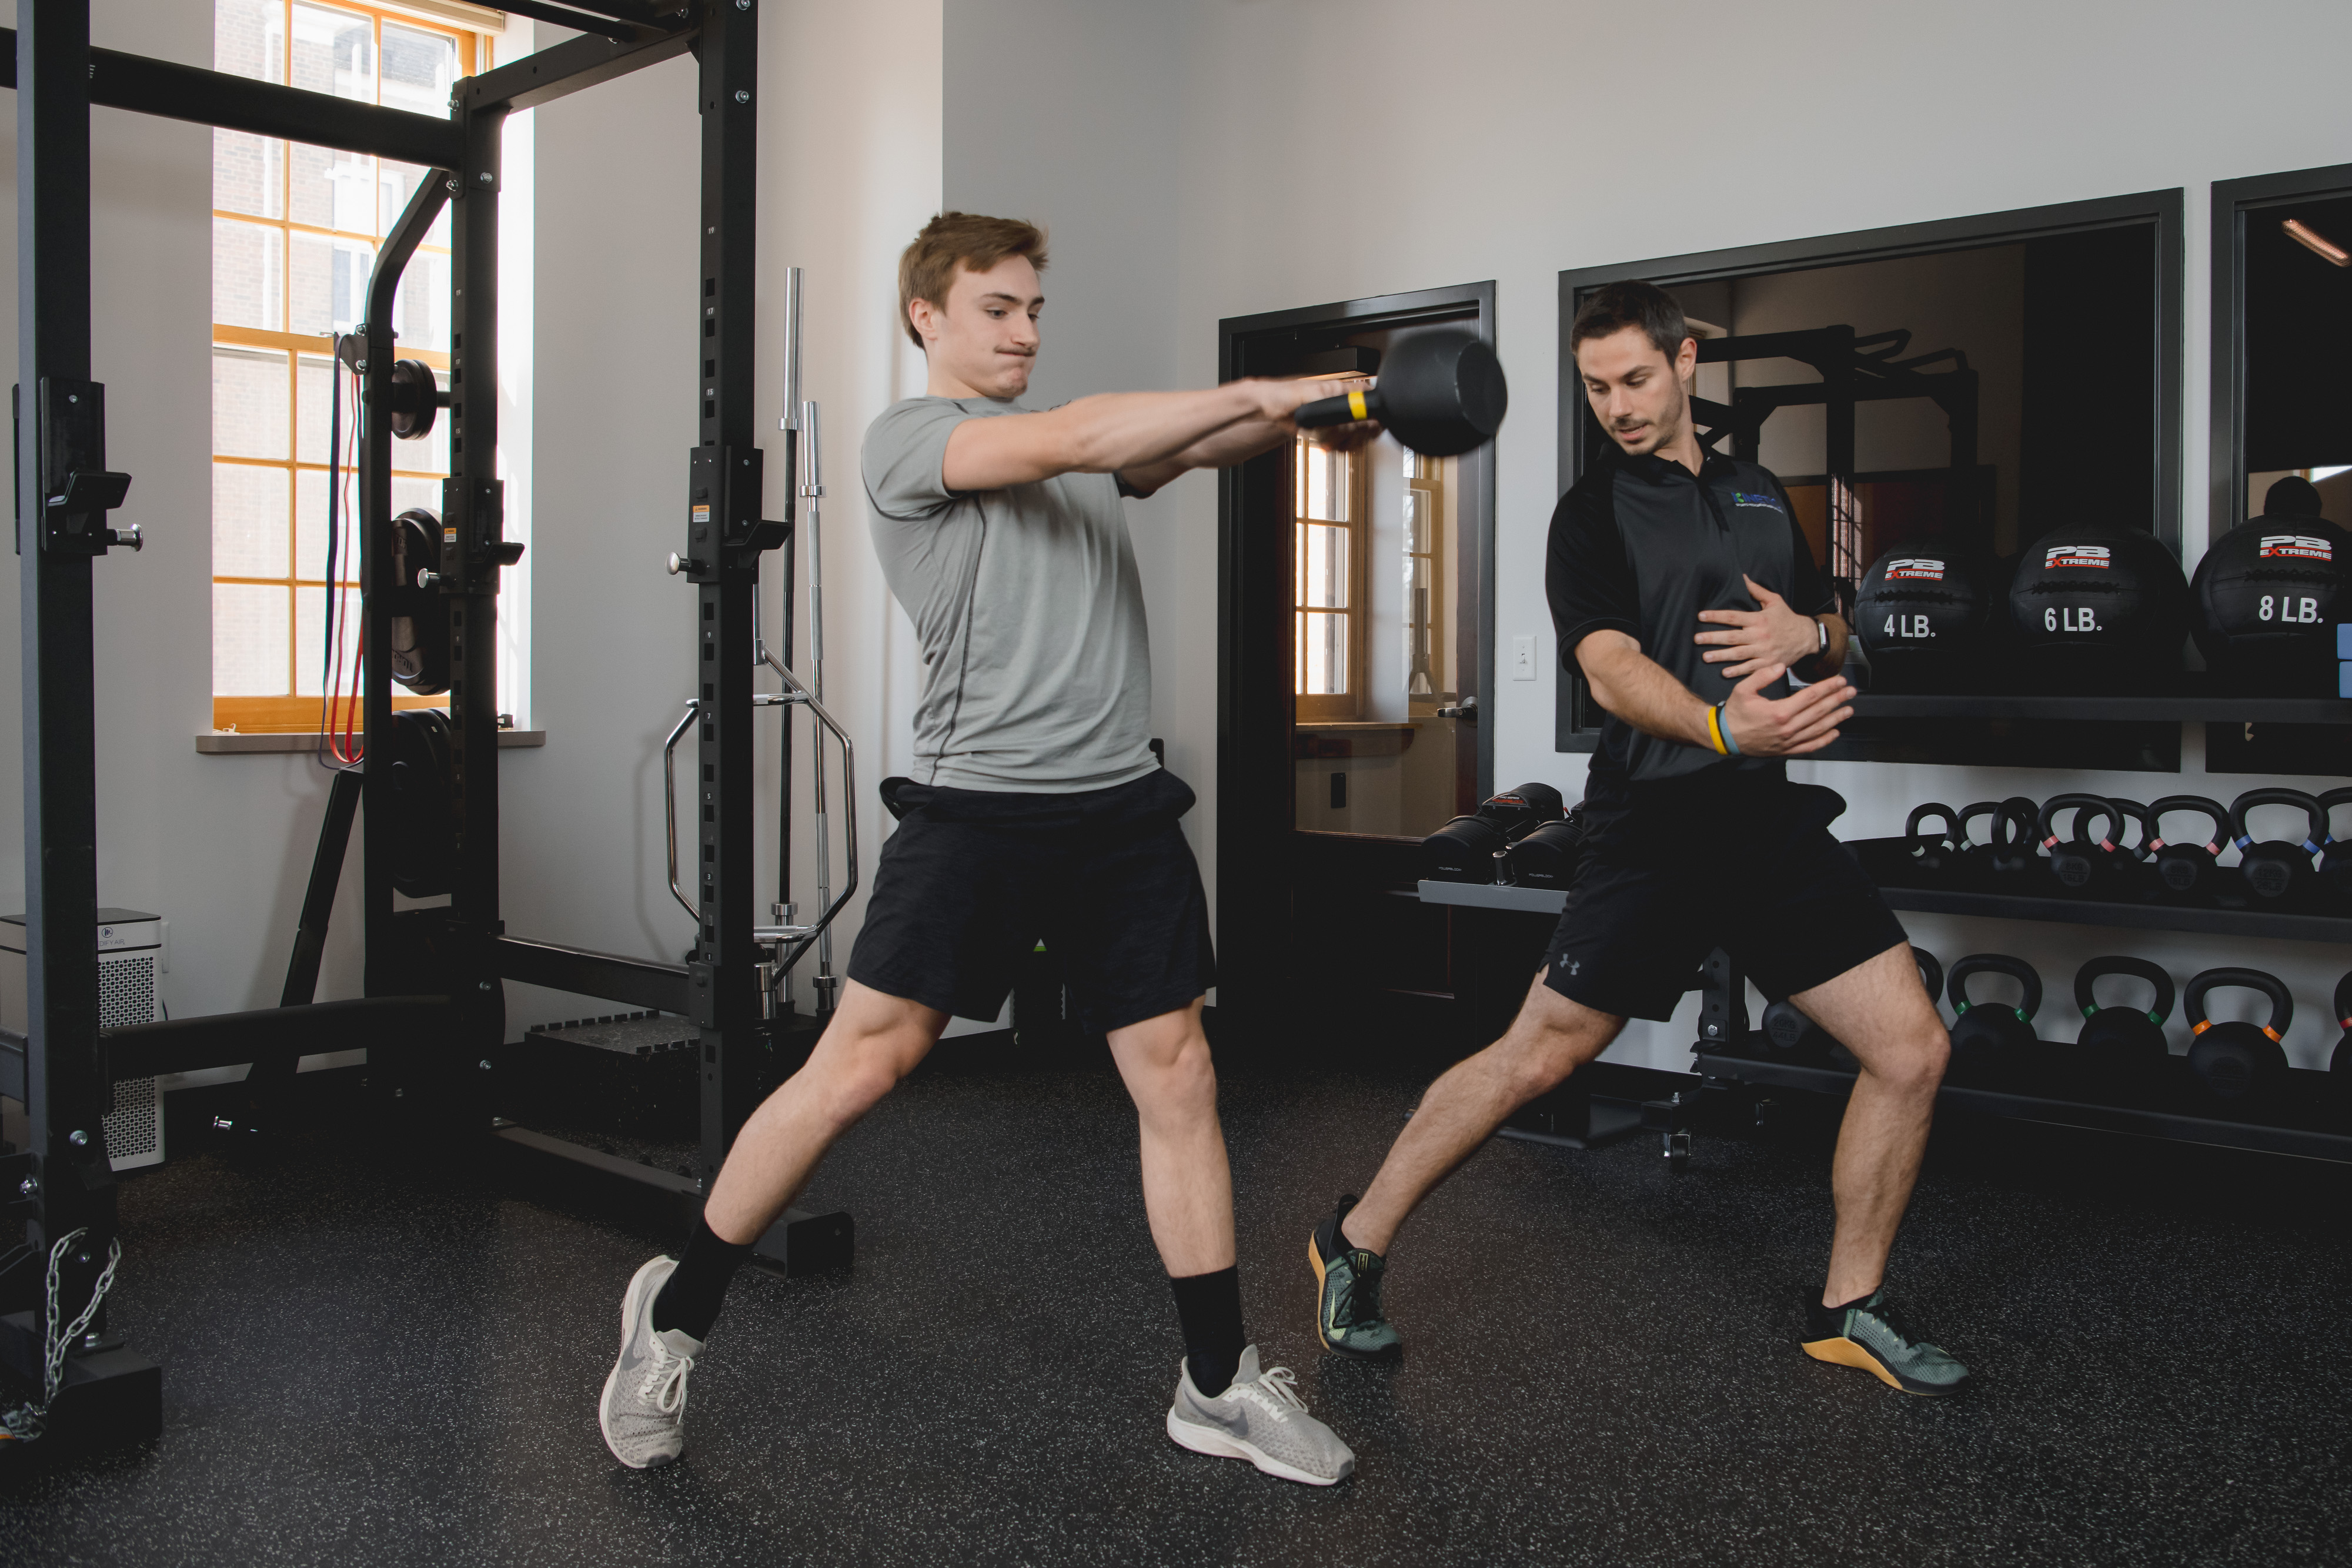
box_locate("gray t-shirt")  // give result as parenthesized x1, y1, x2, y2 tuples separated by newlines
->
(861, 395, 1157, 793)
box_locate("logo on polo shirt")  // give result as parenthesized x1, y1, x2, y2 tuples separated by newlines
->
(2044, 543, 2111, 570)
(2259, 534, 2334, 561)
(1731, 491, 1784, 514)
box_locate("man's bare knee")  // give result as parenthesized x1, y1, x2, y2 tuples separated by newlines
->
(1860, 1027, 1947, 1096)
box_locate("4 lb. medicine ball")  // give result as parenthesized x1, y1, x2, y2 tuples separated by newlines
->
(2007, 521, 2189, 691)
(1855, 541, 1999, 691)
(2191, 510, 2350, 696)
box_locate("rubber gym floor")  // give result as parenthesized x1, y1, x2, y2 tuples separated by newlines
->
(3, 1004, 2349, 1567)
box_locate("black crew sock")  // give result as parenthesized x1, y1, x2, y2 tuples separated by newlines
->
(1169, 1266, 1246, 1398)
(1807, 1286, 1881, 1338)
(651, 1216, 754, 1342)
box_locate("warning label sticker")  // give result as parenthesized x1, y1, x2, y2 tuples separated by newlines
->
(2044, 544, 2111, 570)
(1884, 558, 1947, 580)
(692, 504, 711, 525)
(2259, 534, 2334, 561)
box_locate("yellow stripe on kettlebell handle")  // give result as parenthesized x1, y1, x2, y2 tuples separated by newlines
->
(1348, 389, 1368, 422)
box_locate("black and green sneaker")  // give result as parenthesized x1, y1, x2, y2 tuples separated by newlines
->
(1801, 1288, 1972, 1396)
(1307, 1196, 1401, 1359)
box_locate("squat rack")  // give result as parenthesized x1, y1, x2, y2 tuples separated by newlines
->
(0, 0, 850, 1455)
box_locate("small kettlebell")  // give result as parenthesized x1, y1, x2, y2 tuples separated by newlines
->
(2106, 800, 2154, 895)
(2183, 967, 2293, 1103)
(2318, 787, 2352, 912)
(1977, 797, 2042, 879)
(1903, 803, 1962, 884)
(2037, 794, 2122, 894)
(2228, 788, 2326, 904)
(2073, 956, 2174, 1080)
(1947, 954, 2042, 1078)
(2145, 795, 2229, 901)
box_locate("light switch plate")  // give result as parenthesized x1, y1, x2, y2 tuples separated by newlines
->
(1512, 634, 1537, 680)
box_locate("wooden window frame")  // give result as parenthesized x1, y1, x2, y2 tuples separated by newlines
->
(211, 0, 483, 732)
(1292, 428, 1371, 721)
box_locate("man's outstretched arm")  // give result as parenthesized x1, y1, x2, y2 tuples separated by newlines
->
(941, 379, 1342, 493)
(1575, 628, 1852, 757)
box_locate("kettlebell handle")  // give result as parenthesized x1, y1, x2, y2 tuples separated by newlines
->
(2183, 966, 2293, 1040)
(2227, 788, 2326, 854)
(2074, 955, 2174, 1024)
(2037, 793, 2118, 854)
(1948, 953, 2043, 1021)
(2106, 799, 2153, 862)
(1905, 803, 1960, 853)
(2318, 787, 2352, 847)
(1912, 947, 1944, 1013)
(2146, 794, 2227, 855)
(1955, 801, 2002, 851)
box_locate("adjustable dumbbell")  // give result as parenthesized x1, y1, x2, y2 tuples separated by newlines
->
(2318, 787, 2352, 912)
(2072, 956, 2174, 1084)
(2036, 794, 2122, 894)
(2183, 967, 2293, 1103)
(1293, 327, 1508, 457)
(2144, 795, 2229, 903)
(1903, 803, 1961, 884)
(2227, 788, 2326, 904)
(1947, 954, 2043, 1081)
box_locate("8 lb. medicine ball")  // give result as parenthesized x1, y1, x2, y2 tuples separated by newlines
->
(1855, 541, 1999, 692)
(2191, 510, 2350, 696)
(2007, 521, 2189, 691)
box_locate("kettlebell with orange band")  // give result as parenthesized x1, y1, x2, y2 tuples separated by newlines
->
(2183, 967, 2293, 1104)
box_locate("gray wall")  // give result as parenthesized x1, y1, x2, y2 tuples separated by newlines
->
(941, 0, 2352, 1067)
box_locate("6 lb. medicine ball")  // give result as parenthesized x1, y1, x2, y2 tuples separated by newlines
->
(2191, 510, 2350, 696)
(2007, 521, 2189, 691)
(1855, 541, 1999, 692)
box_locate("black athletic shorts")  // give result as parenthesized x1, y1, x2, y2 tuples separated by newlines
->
(846, 768, 1215, 1035)
(1542, 779, 1908, 1022)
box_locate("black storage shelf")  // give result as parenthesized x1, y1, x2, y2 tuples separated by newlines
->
(1695, 1035, 2352, 1164)
(1843, 839, 2352, 945)
(1847, 688, 2352, 724)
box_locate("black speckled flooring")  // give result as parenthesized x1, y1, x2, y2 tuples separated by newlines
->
(5, 1019, 2352, 1567)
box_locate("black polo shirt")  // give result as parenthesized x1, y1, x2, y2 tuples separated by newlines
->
(1547, 445, 1835, 806)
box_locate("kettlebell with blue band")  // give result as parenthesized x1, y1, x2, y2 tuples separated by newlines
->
(2227, 788, 2326, 904)
(2183, 967, 2293, 1103)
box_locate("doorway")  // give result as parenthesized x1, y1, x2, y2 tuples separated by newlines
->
(1217, 283, 1496, 1024)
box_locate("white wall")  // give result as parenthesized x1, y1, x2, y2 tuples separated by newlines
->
(941, 0, 2352, 1068)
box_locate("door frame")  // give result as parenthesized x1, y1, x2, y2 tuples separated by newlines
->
(1215, 281, 1498, 1018)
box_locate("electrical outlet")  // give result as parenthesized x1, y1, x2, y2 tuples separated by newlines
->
(1512, 634, 1538, 681)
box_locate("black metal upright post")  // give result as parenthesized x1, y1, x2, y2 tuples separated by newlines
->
(684, 0, 784, 1183)
(5, 0, 159, 1446)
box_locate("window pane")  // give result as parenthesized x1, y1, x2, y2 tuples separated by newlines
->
(1303, 444, 1337, 521)
(295, 467, 342, 583)
(393, 249, 452, 354)
(296, 355, 340, 466)
(212, 219, 283, 330)
(379, 24, 458, 119)
(214, 583, 291, 697)
(1301, 523, 1348, 609)
(290, 141, 375, 235)
(392, 476, 443, 521)
(213, 129, 283, 219)
(215, 0, 285, 81)
(213, 463, 290, 579)
(292, 5, 376, 103)
(294, 584, 362, 697)
(290, 232, 375, 335)
(212, 346, 290, 460)
(1299, 611, 1348, 696)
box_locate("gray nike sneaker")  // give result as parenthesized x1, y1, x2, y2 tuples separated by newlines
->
(1165, 1345, 1357, 1485)
(599, 1256, 704, 1468)
(1802, 1288, 1973, 1396)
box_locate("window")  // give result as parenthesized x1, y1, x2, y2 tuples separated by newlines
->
(1293, 428, 1369, 720)
(1402, 446, 1446, 710)
(211, 0, 486, 731)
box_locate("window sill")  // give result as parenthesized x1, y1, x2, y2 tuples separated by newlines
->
(195, 730, 547, 754)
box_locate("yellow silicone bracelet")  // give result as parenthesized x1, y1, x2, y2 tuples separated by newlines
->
(1706, 703, 1728, 756)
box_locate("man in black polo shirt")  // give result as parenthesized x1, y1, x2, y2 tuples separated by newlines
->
(1304, 280, 1970, 1397)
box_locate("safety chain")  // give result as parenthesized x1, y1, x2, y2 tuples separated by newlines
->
(0, 1228, 124, 1444)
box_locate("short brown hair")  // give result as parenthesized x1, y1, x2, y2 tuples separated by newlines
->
(1569, 279, 1688, 361)
(898, 211, 1049, 349)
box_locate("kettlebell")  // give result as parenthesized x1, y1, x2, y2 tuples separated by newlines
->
(1955, 797, 2041, 882)
(2183, 967, 2293, 1104)
(1763, 947, 1941, 1066)
(2328, 971, 2352, 1080)
(1293, 327, 1508, 457)
(2227, 788, 2326, 904)
(2072, 956, 2174, 1081)
(1903, 803, 1962, 884)
(1947, 954, 2043, 1079)
(2036, 794, 2122, 894)
(2144, 795, 2229, 902)
(2317, 787, 2352, 912)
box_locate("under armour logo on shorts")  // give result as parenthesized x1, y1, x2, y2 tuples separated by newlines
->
(1561, 958, 1580, 975)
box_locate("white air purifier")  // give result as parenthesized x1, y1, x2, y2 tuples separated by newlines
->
(0, 908, 165, 1171)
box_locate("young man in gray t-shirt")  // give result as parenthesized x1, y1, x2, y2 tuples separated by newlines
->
(600, 212, 1365, 1485)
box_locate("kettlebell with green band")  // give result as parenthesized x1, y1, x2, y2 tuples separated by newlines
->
(2072, 955, 2173, 1081)
(1947, 954, 2042, 1079)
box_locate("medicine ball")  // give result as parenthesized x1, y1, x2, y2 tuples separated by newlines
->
(2191, 512, 2350, 696)
(2007, 521, 2189, 691)
(1854, 541, 1999, 691)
